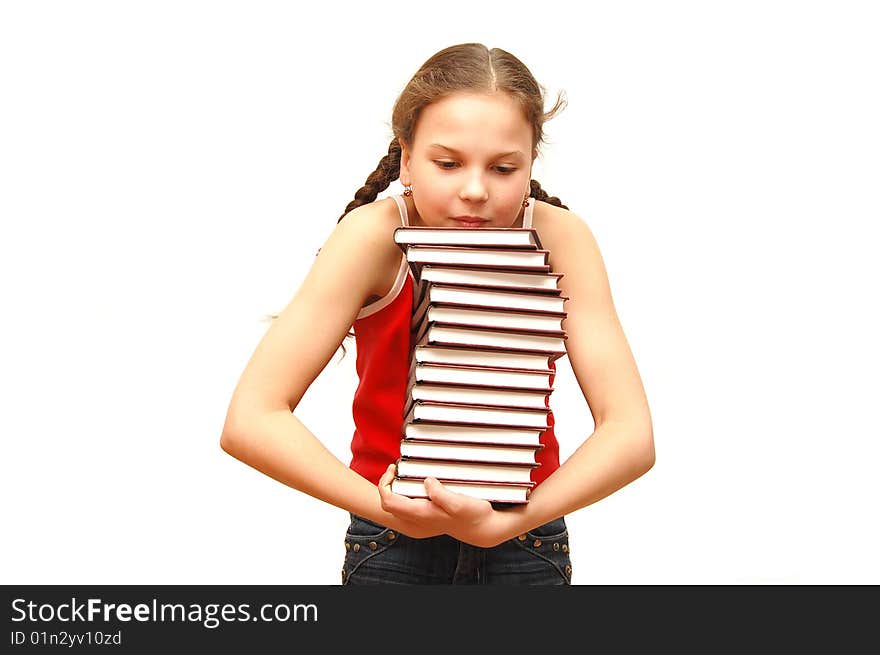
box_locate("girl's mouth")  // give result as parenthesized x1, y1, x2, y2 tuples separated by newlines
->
(452, 217, 488, 227)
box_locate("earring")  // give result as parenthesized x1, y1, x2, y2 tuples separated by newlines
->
(404, 185, 413, 197)
(522, 195, 530, 208)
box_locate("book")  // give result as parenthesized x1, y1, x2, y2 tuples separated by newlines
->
(394, 224, 568, 505)
(405, 245, 551, 272)
(417, 264, 564, 294)
(409, 360, 554, 391)
(412, 322, 568, 360)
(406, 381, 551, 411)
(412, 303, 567, 335)
(394, 226, 543, 250)
(414, 345, 559, 372)
(403, 421, 544, 448)
(390, 477, 533, 504)
(395, 457, 537, 484)
(399, 439, 542, 465)
(404, 400, 551, 430)
(412, 281, 568, 316)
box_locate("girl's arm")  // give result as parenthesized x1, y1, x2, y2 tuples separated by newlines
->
(417, 208, 655, 546)
(518, 208, 655, 526)
(219, 204, 446, 539)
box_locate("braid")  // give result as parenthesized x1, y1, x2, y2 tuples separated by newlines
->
(338, 138, 403, 223)
(529, 179, 568, 210)
(329, 139, 404, 355)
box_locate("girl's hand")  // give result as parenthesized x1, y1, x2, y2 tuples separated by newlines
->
(422, 477, 516, 548)
(377, 464, 451, 538)
(377, 464, 516, 547)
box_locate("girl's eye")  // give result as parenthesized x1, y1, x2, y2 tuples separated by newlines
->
(433, 161, 517, 174)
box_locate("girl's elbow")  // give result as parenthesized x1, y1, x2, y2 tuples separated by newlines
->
(636, 427, 656, 475)
(641, 442, 656, 475)
(220, 425, 244, 459)
(219, 411, 249, 457)
(219, 429, 238, 456)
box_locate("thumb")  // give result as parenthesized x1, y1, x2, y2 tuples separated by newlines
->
(424, 477, 464, 514)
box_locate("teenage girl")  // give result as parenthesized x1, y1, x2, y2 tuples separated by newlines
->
(220, 43, 655, 584)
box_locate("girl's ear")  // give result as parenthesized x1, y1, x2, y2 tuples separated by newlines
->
(399, 139, 412, 187)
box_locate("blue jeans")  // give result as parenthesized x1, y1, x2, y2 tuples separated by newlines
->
(341, 514, 573, 585)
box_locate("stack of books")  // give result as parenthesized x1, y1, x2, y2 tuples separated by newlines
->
(390, 225, 569, 505)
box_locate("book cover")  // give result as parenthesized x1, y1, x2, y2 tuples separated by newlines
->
(411, 322, 568, 360)
(417, 264, 564, 294)
(399, 439, 543, 465)
(408, 360, 554, 391)
(413, 345, 559, 372)
(404, 400, 551, 430)
(406, 245, 551, 274)
(394, 226, 543, 250)
(395, 457, 538, 484)
(402, 421, 545, 447)
(405, 383, 551, 413)
(411, 281, 569, 317)
(390, 477, 533, 504)
(412, 302, 567, 336)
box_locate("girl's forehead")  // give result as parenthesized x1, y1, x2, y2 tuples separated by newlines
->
(414, 92, 531, 148)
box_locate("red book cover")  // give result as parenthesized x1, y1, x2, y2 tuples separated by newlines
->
(411, 280, 569, 317)
(408, 360, 555, 392)
(411, 301, 568, 337)
(413, 264, 565, 296)
(395, 456, 539, 485)
(390, 476, 534, 504)
(405, 247, 552, 284)
(413, 344, 559, 372)
(403, 400, 552, 431)
(411, 321, 568, 361)
(394, 226, 544, 250)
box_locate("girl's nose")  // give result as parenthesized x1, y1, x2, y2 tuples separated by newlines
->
(459, 173, 489, 203)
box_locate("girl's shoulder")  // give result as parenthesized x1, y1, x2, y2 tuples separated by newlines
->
(531, 199, 591, 251)
(530, 200, 606, 283)
(341, 196, 408, 304)
(341, 194, 405, 236)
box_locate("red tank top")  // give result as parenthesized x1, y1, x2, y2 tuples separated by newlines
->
(348, 195, 561, 487)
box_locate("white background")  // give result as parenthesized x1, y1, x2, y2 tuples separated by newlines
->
(2, 1, 878, 585)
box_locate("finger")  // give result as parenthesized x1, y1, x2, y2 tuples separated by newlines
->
(377, 463, 397, 500)
(424, 477, 465, 515)
(378, 463, 396, 487)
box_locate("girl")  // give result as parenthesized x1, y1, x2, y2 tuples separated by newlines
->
(220, 43, 654, 585)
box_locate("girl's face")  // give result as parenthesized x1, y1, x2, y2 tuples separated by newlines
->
(400, 92, 534, 229)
